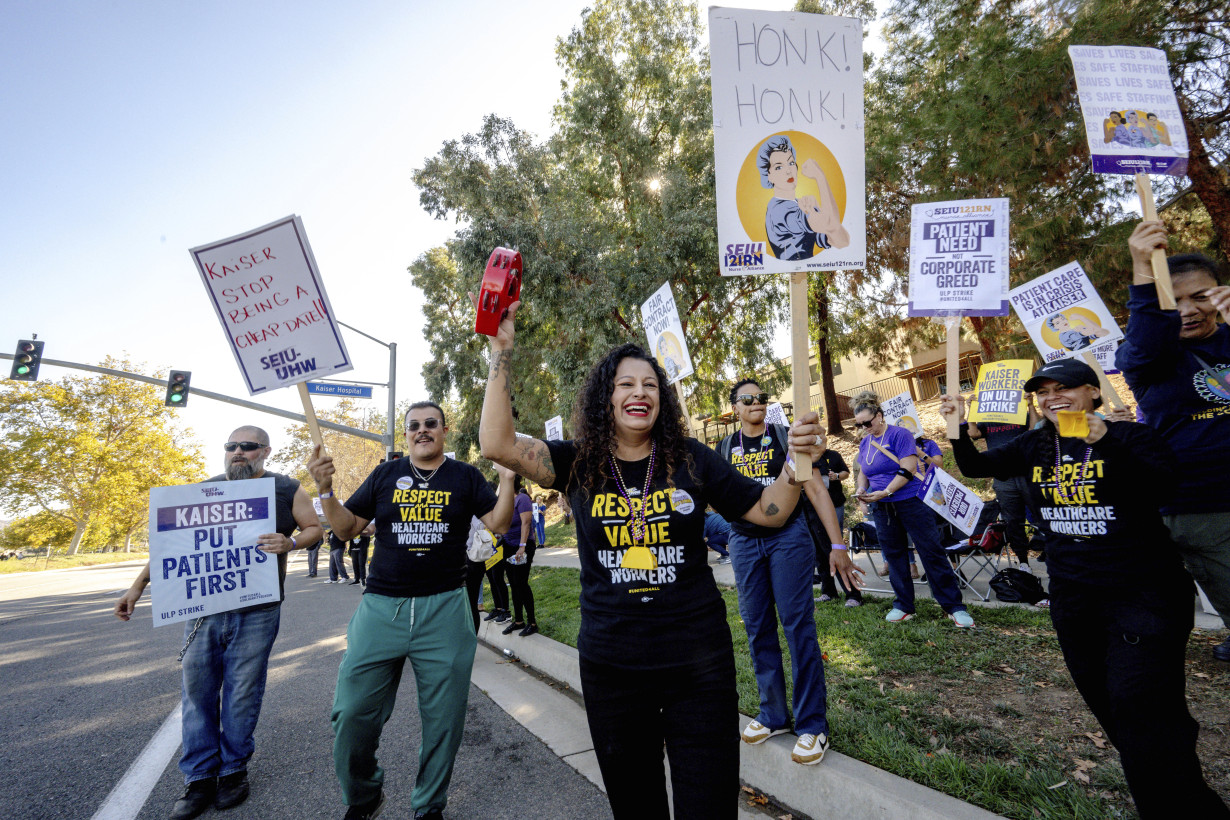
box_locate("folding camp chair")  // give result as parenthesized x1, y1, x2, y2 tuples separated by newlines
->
(943, 502, 1007, 602)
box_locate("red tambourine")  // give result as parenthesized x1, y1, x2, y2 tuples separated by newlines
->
(474, 247, 523, 336)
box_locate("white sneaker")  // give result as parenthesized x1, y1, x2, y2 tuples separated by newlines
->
(791, 733, 829, 765)
(1018, 564, 1033, 574)
(950, 610, 975, 628)
(885, 608, 913, 623)
(741, 720, 789, 745)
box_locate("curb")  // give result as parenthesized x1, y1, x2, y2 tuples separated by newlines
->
(478, 619, 1002, 820)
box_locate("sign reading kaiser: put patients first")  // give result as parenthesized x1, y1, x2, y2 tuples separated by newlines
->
(190, 215, 353, 395)
(148, 478, 281, 626)
(908, 198, 1009, 316)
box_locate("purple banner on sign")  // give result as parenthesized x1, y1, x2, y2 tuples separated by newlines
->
(1091, 154, 1188, 177)
(157, 498, 271, 532)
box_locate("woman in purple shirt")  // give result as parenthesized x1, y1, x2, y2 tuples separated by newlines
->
(501, 479, 539, 636)
(851, 392, 972, 627)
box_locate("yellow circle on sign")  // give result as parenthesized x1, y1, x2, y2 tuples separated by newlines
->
(1039, 307, 1104, 352)
(655, 331, 686, 381)
(734, 131, 847, 259)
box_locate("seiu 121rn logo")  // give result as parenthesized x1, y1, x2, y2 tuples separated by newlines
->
(926, 206, 960, 217)
(725, 242, 764, 267)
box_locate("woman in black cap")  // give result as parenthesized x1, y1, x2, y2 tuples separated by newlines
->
(939, 359, 1227, 819)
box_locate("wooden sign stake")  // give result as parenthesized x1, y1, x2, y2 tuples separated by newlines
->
(1079, 351, 1127, 412)
(674, 380, 692, 436)
(297, 382, 327, 452)
(944, 315, 962, 440)
(1134, 173, 1176, 309)
(789, 271, 813, 481)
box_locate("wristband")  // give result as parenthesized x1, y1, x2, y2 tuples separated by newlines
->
(291, 536, 298, 549)
(519, 543, 527, 548)
(319, 491, 334, 500)
(831, 543, 848, 551)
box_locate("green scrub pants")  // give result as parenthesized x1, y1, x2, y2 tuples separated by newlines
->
(332, 588, 477, 813)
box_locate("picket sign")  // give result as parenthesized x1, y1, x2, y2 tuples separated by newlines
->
(1134, 174, 1177, 309)
(944, 316, 962, 439)
(1080, 352, 1128, 411)
(297, 383, 326, 450)
(790, 272, 813, 478)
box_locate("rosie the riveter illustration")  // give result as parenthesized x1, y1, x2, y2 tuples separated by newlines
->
(758, 134, 850, 260)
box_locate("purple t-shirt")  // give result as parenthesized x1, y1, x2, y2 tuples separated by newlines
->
(505, 491, 534, 544)
(857, 424, 922, 501)
(918, 438, 942, 476)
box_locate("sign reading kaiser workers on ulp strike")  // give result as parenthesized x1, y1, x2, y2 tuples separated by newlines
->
(190, 215, 353, 395)
(1009, 261, 1124, 365)
(148, 478, 280, 626)
(709, 8, 866, 275)
(908, 198, 1009, 317)
(968, 360, 1035, 425)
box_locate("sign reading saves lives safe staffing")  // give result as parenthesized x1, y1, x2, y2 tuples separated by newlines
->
(190, 215, 353, 395)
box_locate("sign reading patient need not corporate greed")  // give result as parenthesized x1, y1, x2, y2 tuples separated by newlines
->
(1068, 45, 1188, 177)
(968, 359, 1035, 426)
(640, 282, 695, 384)
(920, 467, 984, 536)
(709, 8, 866, 275)
(1009, 261, 1124, 367)
(190, 215, 354, 396)
(908, 198, 1010, 316)
(881, 392, 923, 436)
(148, 478, 280, 626)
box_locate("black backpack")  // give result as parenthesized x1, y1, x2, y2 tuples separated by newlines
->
(989, 568, 1047, 605)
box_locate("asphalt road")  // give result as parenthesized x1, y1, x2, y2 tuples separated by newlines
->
(0, 555, 613, 820)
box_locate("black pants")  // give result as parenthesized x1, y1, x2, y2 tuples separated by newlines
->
(1049, 576, 1228, 818)
(580, 651, 738, 820)
(348, 545, 367, 583)
(486, 558, 509, 612)
(505, 541, 537, 624)
(815, 543, 862, 602)
(328, 547, 348, 581)
(992, 476, 1031, 563)
(465, 560, 487, 633)
(306, 545, 319, 576)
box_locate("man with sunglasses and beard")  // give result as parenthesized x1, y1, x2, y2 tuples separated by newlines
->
(714, 381, 862, 765)
(308, 402, 517, 820)
(115, 426, 322, 820)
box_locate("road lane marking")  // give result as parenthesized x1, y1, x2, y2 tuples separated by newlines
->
(90, 705, 181, 820)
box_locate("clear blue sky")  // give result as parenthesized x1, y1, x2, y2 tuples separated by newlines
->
(0, 1, 821, 473)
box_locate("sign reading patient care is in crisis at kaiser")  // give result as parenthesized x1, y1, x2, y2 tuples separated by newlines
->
(190, 215, 353, 395)
(709, 8, 866, 275)
(148, 478, 280, 626)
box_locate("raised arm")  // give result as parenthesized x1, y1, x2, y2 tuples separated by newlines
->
(307, 445, 370, 542)
(479, 463, 518, 535)
(475, 296, 558, 487)
(740, 412, 824, 527)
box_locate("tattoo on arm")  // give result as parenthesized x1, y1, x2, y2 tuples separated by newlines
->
(491, 349, 514, 401)
(764, 503, 779, 517)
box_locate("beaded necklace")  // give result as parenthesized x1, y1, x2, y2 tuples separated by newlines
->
(861, 426, 888, 467)
(608, 441, 657, 544)
(1052, 433, 1093, 504)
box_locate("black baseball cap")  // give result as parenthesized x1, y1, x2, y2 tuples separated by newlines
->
(1024, 359, 1103, 407)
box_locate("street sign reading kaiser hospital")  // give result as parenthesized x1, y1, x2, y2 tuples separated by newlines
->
(190, 215, 353, 395)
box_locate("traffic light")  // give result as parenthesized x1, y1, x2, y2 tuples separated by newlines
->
(9, 340, 44, 381)
(165, 370, 191, 407)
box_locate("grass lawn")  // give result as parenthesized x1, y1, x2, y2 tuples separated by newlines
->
(492, 520, 1230, 819)
(0, 551, 149, 574)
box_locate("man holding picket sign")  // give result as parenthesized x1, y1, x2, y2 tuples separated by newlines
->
(308, 402, 517, 820)
(115, 425, 322, 820)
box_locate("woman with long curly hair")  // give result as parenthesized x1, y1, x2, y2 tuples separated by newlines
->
(476, 299, 824, 820)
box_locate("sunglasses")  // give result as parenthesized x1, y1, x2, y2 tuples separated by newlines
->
(406, 418, 442, 432)
(735, 392, 770, 406)
(223, 441, 265, 452)
(854, 415, 881, 429)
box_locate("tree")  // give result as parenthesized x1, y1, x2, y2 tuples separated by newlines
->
(0, 359, 207, 554)
(411, 0, 792, 448)
(274, 399, 388, 501)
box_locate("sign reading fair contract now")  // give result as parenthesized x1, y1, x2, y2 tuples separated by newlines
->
(148, 478, 280, 626)
(190, 215, 353, 395)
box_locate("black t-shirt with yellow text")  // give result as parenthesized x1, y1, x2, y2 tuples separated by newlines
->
(344, 457, 497, 598)
(545, 438, 764, 669)
(717, 424, 802, 538)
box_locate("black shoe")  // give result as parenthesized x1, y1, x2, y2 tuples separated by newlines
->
(1214, 637, 1230, 663)
(413, 809, 443, 820)
(348, 580, 361, 585)
(214, 771, 250, 810)
(494, 609, 511, 623)
(519, 623, 538, 637)
(344, 791, 385, 820)
(170, 778, 216, 820)
(306, 573, 317, 578)
(483, 609, 501, 622)
(502, 621, 524, 635)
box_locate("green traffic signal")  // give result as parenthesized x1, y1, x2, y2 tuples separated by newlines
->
(9, 340, 44, 381)
(165, 370, 191, 407)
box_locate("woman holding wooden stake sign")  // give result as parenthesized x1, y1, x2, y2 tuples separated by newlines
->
(474, 295, 825, 820)
(939, 361, 1228, 819)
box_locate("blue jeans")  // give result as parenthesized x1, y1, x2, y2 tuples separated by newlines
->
(869, 497, 966, 615)
(729, 516, 828, 735)
(180, 605, 281, 784)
